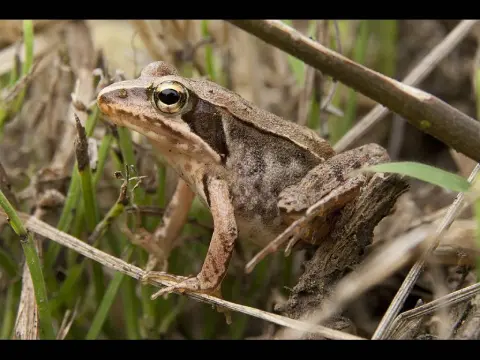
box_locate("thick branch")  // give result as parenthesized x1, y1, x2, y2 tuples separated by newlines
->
(227, 20, 480, 162)
(276, 174, 408, 339)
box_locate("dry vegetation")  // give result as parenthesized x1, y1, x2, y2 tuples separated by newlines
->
(0, 20, 479, 340)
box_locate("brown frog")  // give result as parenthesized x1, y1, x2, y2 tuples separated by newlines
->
(97, 61, 389, 298)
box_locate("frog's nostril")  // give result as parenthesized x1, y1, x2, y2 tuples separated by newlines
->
(97, 93, 115, 117)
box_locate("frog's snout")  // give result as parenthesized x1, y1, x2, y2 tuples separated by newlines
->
(96, 87, 125, 127)
(97, 87, 115, 108)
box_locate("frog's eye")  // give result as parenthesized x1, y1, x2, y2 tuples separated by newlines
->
(152, 81, 189, 114)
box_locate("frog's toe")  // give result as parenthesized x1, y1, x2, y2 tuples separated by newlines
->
(146, 274, 232, 324)
(150, 276, 205, 299)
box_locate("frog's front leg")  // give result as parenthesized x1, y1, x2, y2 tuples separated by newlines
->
(147, 176, 237, 297)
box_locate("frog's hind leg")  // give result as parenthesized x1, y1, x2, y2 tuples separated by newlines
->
(146, 179, 195, 271)
(246, 144, 390, 273)
(283, 175, 365, 254)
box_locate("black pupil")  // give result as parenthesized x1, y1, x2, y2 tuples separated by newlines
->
(158, 88, 180, 105)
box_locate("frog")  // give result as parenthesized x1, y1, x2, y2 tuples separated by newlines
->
(97, 61, 390, 298)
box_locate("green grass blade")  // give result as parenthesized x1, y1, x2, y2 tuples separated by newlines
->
(11, 20, 34, 114)
(334, 20, 369, 143)
(86, 246, 134, 339)
(75, 116, 108, 310)
(475, 61, 480, 120)
(377, 20, 397, 77)
(307, 93, 320, 130)
(0, 190, 55, 339)
(362, 161, 471, 193)
(157, 297, 185, 335)
(1, 280, 20, 339)
(0, 20, 34, 137)
(76, 114, 100, 232)
(115, 126, 146, 339)
(78, 166, 99, 231)
(22, 20, 34, 76)
(344, 21, 369, 124)
(121, 276, 141, 339)
(49, 262, 84, 312)
(44, 172, 80, 269)
(88, 181, 128, 245)
(55, 172, 80, 232)
(8, 53, 20, 86)
(45, 107, 100, 269)
(474, 180, 480, 280)
(473, 62, 480, 279)
(93, 131, 113, 185)
(0, 247, 18, 278)
(201, 20, 216, 81)
(283, 20, 308, 86)
(71, 128, 114, 249)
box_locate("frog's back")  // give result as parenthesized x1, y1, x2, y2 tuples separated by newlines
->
(188, 78, 336, 162)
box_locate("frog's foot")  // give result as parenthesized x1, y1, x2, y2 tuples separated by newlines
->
(142, 271, 232, 324)
(145, 273, 204, 299)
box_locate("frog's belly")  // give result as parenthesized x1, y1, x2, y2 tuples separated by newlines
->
(235, 214, 286, 248)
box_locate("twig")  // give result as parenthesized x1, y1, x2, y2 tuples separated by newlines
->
(335, 19, 479, 152)
(51, 21, 96, 170)
(88, 178, 129, 244)
(297, 65, 315, 126)
(387, 114, 406, 159)
(129, 20, 168, 62)
(320, 20, 341, 112)
(1, 60, 40, 104)
(0, 209, 364, 340)
(372, 163, 480, 339)
(227, 20, 480, 162)
(56, 301, 79, 340)
(388, 281, 480, 339)
(0, 21, 68, 76)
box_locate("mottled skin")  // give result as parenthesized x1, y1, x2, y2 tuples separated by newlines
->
(97, 61, 389, 297)
(277, 143, 390, 252)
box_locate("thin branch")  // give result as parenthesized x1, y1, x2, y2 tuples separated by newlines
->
(320, 20, 340, 112)
(129, 20, 168, 62)
(372, 163, 480, 339)
(388, 281, 480, 339)
(0, 209, 364, 340)
(0, 21, 68, 76)
(227, 20, 480, 162)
